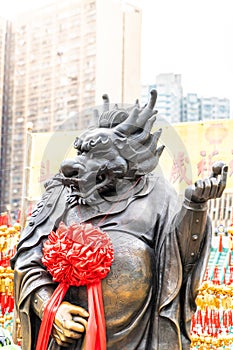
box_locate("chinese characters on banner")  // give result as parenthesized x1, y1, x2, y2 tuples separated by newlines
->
(166, 121, 233, 193)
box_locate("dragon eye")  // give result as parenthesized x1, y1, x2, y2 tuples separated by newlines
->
(89, 140, 96, 147)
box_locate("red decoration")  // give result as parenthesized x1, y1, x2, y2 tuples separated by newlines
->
(218, 234, 223, 252)
(0, 213, 9, 226)
(36, 222, 114, 350)
(204, 307, 209, 327)
(203, 267, 209, 281)
(196, 309, 202, 326)
(212, 266, 220, 285)
(229, 310, 233, 327)
(228, 266, 233, 285)
(229, 249, 232, 267)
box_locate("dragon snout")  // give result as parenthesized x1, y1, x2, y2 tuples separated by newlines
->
(60, 159, 85, 178)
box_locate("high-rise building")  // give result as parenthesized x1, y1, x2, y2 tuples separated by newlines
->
(0, 17, 11, 213)
(200, 97, 230, 121)
(155, 73, 183, 124)
(182, 93, 200, 122)
(141, 77, 231, 123)
(0, 18, 6, 121)
(0, 0, 142, 213)
(141, 74, 183, 123)
(182, 94, 230, 122)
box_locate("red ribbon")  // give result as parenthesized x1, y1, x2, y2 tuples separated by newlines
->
(36, 282, 69, 350)
(36, 222, 114, 350)
(86, 282, 106, 350)
(36, 282, 107, 350)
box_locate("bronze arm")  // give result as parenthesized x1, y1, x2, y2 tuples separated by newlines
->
(31, 286, 55, 319)
(176, 199, 208, 277)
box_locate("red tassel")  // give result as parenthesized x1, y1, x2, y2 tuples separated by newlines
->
(229, 250, 232, 267)
(36, 283, 69, 350)
(196, 309, 202, 327)
(212, 266, 220, 285)
(223, 267, 226, 284)
(0, 213, 9, 226)
(1, 294, 6, 315)
(204, 307, 209, 327)
(203, 268, 209, 281)
(229, 310, 233, 327)
(218, 234, 223, 252)
(228, 266, 233, 285)
(223, 310, 228, 328)
(36, 281, 107, 350)
(86, 282, 106, 350)
(191, 314, 196, 332)
(216, 310, 220, 329)
(210, 309, 214, 327)
(8, 296, 14, 313)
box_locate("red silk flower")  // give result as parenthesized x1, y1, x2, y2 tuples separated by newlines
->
(36, 222, 114, 350)
(42, 222, 114, 286)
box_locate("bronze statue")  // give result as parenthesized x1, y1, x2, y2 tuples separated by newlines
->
(11, 90, 228, 349)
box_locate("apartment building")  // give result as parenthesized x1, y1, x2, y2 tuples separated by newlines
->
(0, 0, 142, 212)
(0, 18, 11, 212)
(155, 73, 183, 124)
(182, 93, 200, 122)
(141, 73, 183, 123)
(0, 17, 6, 124)
(142, 77, 230, 123)
(200, 97, 230, 121)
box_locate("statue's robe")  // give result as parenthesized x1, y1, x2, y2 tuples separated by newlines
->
(11, 174, 211, 350)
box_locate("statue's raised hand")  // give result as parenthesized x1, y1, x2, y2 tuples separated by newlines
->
(185, 161, 228, 203)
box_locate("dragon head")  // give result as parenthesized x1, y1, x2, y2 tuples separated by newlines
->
(60, 89, 164, 201)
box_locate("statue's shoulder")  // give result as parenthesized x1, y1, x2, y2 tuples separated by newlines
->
(147, 173, 177, 197)
(11, 174, 68, 267)
(145, 173, 179, 212)
(19, 174, 67, 243)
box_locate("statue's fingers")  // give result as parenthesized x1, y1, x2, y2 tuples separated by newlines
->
(209, 177, 219, 198)
(193, 179, 205, 199)
(216, 165, 228, 198)
(210, 161, 227, 178)
(72, 316, 88, 329)
(220, 164, 228, 185)
(53, 323, 64, 335)
(201, 178, 212, 201)
(57, 332, 77, 344)
(64, 319, 86, 333)
(65, 303, 89, 318)
(63, 327, 82, 340)
(53, 333, 73, 347)
(53, 320, 82, 341)
(52, 325, 77, 346)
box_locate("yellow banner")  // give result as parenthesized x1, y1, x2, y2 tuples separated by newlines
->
(28, 131, 78, 200)
(28, 119, 233, 200)
(158, 119, 233, 195)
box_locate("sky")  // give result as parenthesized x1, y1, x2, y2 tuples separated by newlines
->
(0, 0, 233, 105)
(141, 0, 233, 102)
